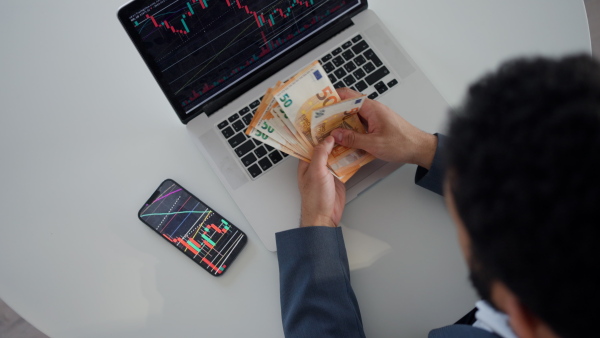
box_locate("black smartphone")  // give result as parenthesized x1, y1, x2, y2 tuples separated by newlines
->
(138, 179, 247, 276)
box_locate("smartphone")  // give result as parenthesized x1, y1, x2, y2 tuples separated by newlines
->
(138, 179, 247, 276)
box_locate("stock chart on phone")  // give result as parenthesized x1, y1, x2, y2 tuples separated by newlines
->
(139, 180, 246, 276)
(126, 0, 357, 113)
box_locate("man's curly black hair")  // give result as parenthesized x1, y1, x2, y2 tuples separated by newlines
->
(446, 54, 600, 338)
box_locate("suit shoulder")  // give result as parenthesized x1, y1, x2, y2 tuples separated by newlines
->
(429, 324, 500, 338)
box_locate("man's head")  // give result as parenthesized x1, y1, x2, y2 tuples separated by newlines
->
(445, 55, 600, 338)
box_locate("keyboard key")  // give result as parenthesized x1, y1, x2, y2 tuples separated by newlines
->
(265, 144, 275, 152)
(248, 164, 262, 178)
(334, 81, 345, 89)
(352, 35, 363, 43)
(363, 62, 376, 73)
(355, 80, 368, 92)
(280, 150, 288, 157)
(352, 40, 369, 54)
(342, 41, 353, 49)
(332, 47, 343, 56)
(332, 56, 344, 67)
(235, 140, 255, 157)
(364, 49, 383, 67)
(334, 68, 347, 79)
(232, 120, 245, 132)
(221, 126, 234, 138)
(388, 79, 399, 88)
(254, 145, 267, 158)
(242, 114, 253, 125)
(344, 61, 357, 72)
(228, 113, 239, 122)
(371, 55, 383, 67)
(343, 75, 357, 86)
(258, 157, 272, 171)
(354, 55, 366, 66)
(217, 120, 228, 129)
(269, 151, 283, 164)
(353, 68, 366, 80)
(350, 86, 356, 91)
(342, 50, 355, 61)
(250, 100, 261, 109)
(328, 74, 337, 83)
(239, 107, 250, 115)
(368, 92, 379, 99)
(322, 62, 335, 73)
(321, 54, 332, 63)
(365, 66, 390, 86)
(375, 81, 388, 94)
(228, 133, 246, 148)
(252, 138, 262, 146)
(241, 153, 257, 167)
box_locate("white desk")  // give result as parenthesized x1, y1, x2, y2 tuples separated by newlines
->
(0, 1, 590, 337)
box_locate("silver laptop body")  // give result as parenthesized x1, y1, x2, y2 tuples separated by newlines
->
(185, 9, 448, 251)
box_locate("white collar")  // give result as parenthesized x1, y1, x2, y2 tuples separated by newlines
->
(472, 300, 518, 338)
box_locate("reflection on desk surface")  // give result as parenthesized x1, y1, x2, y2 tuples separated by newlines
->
(341, 224, 392, 271)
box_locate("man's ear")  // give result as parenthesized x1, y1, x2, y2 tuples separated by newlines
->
(501, 287, 537, 338)
(492, 282, 557, 338)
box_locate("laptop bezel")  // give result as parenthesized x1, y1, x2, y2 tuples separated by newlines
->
(117, 0, 368, 124)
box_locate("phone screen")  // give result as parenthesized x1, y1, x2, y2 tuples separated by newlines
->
(138, 179, 247, 276)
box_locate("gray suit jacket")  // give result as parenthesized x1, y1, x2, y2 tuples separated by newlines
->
(276, 134, 500, 337)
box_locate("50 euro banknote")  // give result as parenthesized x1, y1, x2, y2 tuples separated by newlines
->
(244, 60, 375, 181)
(311, 95, 375, 178)
(245, 89, 311, 159)
(273, 60, 341, 148)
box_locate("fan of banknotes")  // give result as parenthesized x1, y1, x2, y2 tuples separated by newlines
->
(245, 60, 375, 182)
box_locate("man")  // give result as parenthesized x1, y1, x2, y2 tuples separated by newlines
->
(276, 55, 600, 337)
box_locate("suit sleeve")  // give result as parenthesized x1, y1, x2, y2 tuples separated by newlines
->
(415, 133, 447, 196)
(276, 226, 365, 338)
(275, 134, 447, 337)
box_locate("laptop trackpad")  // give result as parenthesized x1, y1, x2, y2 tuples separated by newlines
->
(200, 129, 248, 191)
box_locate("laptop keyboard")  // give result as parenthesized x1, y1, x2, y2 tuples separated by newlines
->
(218, 34, 398, 179)
(323, 35, 398, 98)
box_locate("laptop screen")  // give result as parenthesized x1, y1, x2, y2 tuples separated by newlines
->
(119, 0, 364, 123)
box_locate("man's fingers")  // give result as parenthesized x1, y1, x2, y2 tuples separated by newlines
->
(330, 128, 371, 151)
(311, 136, 334, 169)
(336, 87, 362, 100)
(298, 158, 309, 171)
(337, 87, 376, 124)
(356, 98, 377, 122)
(299, 136, 335, 181)
(297, 157, 310, 178)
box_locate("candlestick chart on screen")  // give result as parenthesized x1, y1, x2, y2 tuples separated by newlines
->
(139, 180, 246, 275)
(127, 0, 354, 113)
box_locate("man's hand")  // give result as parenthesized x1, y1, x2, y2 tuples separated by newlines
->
(297, 136, 346, 227)
(331, 88, 438, 169)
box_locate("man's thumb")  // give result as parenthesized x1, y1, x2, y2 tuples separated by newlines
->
(331, 129, 369, 150)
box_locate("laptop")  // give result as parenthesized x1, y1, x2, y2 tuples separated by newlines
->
(118, 0, 448, 251)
